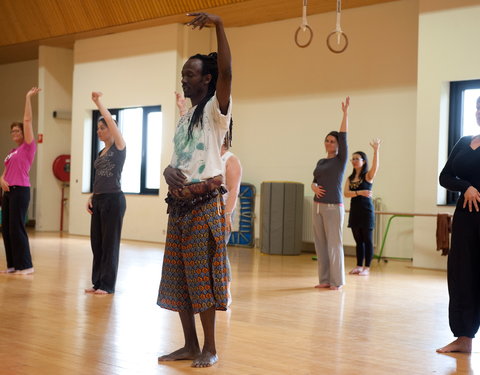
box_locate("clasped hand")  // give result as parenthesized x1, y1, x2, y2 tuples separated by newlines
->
(164, 166, 187, 190)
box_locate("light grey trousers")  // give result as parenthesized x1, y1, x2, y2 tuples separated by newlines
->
(312, 202, 345, 287)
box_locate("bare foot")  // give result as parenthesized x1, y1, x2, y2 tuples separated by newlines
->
(359, 268, 370, 276)
(329, 285, 343, 290)
(158, 347, 201, 362)
(0, 268, 15, 274)
(437, 337, 472, 353)
(85, 287, 96, 293)
(13, 268, 34, 275)
(349, 266, 363, 275)
(94, 289, 109, 295)
(191, 351, 218, 368)
(315, 283, 330, 288)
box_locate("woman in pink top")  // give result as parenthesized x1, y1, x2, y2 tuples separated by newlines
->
(0, 87, 41, 275)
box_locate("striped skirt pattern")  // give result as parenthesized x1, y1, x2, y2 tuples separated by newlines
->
(157, 197, 229, 313)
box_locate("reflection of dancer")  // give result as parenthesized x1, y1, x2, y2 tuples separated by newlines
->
(437, 96, 480, 353)
(85, 92, 126, 295)
(0, 87, 41, 275)
(311, 97, 349, 290)
(158, 12, 232, 368)
(344, 139, 381, 277)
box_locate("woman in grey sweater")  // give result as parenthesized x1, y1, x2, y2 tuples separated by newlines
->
(311, 97, 349, 290)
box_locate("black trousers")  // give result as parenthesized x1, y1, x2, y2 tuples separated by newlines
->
(351, 227, 374, 267)
(90, 192, 126, 293)
(448, 208, 480, 338)
(1, 186, 33, 270)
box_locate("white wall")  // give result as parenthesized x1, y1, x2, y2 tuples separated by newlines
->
(413, 1, 480, 269)
(36, 46, 73, 232)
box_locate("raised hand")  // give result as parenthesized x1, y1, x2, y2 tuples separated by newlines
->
(186, 13, 221, 30)
(370, 138, 381, 151)
(26, 87, 41, 98)
(341, 96, 350, 113)
(91, 91, 103, 103)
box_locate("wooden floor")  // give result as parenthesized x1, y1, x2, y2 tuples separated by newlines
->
(0, 232, 478, 375)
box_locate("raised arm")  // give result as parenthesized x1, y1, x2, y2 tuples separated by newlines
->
(91, 92, 126, 150)
(339, 96, 350, 133)
(23, 87, 41, 144)
(366, 138, 381, 182)
(187, 13, 232, 114)
(224, 155, 242, 232)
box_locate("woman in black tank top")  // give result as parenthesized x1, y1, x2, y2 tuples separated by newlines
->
(343, 139, 381, 276)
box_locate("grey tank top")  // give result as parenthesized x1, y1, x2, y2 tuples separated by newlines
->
(93, 143, 126, 194)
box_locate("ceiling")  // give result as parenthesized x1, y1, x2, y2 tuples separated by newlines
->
(0, 0, 400, 64)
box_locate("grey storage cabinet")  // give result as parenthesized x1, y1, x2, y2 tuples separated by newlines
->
(260, 182, 304, 255)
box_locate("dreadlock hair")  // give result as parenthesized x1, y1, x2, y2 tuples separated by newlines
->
(187, 52, 219, 140)
(223, 118, 234, 148)
(348, 151, 369, 182)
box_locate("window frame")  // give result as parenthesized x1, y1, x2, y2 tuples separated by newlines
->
(91, 105, 161, 195)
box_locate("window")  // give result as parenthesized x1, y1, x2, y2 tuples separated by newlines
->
(446, 79, 480, 204)
(91, 105, 162, 195)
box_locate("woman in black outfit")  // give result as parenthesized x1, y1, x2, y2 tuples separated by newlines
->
(85, 92, 126, 295)
(437, 96, 480, 353)
(344, 138, 380, 276)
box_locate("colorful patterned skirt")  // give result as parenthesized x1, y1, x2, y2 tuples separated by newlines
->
(158, 186, 229, 313)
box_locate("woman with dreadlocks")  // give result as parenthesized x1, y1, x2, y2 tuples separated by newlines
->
(157, 13, 232, 368)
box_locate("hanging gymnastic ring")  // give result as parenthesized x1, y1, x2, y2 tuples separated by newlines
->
(326, 31, 349, 54)
(295, 25, 313, 48)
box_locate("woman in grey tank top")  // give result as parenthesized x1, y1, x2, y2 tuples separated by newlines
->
(85, 92, 126, 295)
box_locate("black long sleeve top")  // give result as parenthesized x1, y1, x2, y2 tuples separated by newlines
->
(439, 135, 480, 209)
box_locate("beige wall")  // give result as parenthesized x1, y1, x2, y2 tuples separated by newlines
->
(69, 24, 197, 241)
(228, 0, 419, 258)
(0, 60, 39, 220)
(36, 46, 73, 232)
(413, 2, 480, 269)
(3, 0, 478, 269)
